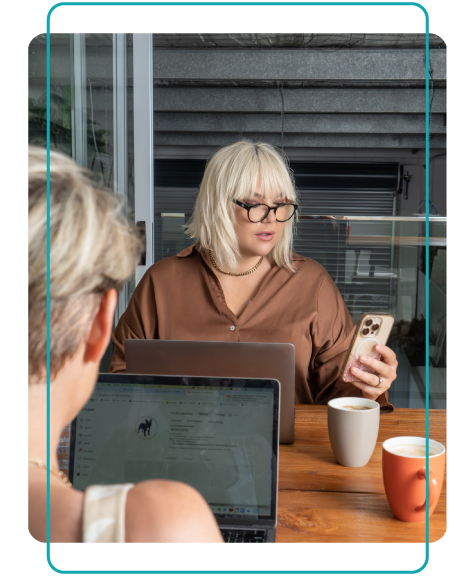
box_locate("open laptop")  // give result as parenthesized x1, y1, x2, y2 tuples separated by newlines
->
(125, 340, 295, 444)
(69, 373, 280, 543)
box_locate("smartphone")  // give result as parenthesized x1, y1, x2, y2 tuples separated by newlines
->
(341, 312, 395, 382)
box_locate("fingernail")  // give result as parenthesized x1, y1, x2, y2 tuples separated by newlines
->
(351, 366, 359, 373)
(360, 356, 368, 362)
(376, 345, 382, 351)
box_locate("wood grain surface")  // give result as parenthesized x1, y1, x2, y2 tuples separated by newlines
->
(58, 405, 446, 543)
(276, 406, 447, 543)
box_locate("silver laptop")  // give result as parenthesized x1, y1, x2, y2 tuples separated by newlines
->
(69, 373, 280, 543)
(125, 339, 295, 444)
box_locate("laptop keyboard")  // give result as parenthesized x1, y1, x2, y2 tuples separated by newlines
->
(220, 529, 266, 543)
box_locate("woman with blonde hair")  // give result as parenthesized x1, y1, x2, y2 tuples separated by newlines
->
(28, 147, 222, 543)
(110, 140, 397, 409)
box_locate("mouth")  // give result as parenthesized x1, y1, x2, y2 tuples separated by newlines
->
(255, 231, 275, 242)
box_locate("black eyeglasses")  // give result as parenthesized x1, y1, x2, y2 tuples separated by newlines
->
(233, 199, 299, 223)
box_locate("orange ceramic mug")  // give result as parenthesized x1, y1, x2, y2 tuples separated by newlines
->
(382, 436, 446, 522)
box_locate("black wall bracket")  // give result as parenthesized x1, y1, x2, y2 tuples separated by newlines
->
(402, 171, 413, 200)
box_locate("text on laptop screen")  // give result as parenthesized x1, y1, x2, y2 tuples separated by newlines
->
(72, 382, 274, 517)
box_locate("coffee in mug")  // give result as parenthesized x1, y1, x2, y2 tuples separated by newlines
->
(342, 405, 371, 411)
(387, 444, 438, 457)
(382, 436, 445, 522)
(327, 397, 380, 467)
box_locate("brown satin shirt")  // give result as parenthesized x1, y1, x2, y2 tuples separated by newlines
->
(109, 244, 392, 412)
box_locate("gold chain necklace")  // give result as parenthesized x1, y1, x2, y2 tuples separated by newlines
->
(28, 458, 73, 488)
(208, 250, 264, 277)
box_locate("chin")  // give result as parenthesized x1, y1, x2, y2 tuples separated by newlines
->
(259, 246, 274, 258)
(250, 241, 277, 258)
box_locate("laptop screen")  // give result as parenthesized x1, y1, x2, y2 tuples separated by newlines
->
(70, 374, 279, 521)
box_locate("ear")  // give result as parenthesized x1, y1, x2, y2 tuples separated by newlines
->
(84, 289, 117, 364)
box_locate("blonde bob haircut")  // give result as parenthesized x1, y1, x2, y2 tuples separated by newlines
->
(29, 146, 142, 383)
(185, 140, 298, 272)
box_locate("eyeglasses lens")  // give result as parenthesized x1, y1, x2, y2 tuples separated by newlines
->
(248, 205, 269, 222)
(248, 204, 295, 223)
(275, 204, 294, 222)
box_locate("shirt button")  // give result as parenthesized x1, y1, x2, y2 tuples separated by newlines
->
(230, 325, 236, 331)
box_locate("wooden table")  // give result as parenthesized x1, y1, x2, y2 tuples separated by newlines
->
(58, 406, 446, 543)
(276, 406, 446, 543)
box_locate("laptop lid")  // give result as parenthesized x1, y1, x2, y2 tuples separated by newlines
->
(69, 373, 279, 527)
(125, 339, 295, 444)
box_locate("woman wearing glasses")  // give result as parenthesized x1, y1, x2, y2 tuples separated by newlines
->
(110, 141, 397, 409)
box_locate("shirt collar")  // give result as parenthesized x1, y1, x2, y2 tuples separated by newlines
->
(175, 243, 306, 262)
(176, 244, 198, 258)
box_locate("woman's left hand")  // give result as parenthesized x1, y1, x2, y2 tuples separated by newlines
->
(350, 344, 398, 401)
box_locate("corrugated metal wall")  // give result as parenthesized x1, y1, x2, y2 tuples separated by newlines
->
(154, 159, 398, 216)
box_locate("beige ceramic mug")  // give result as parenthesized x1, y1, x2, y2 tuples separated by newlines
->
(327, 397, 380, 467)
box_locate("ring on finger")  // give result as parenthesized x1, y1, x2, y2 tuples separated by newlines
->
(378, 376, 384, 386)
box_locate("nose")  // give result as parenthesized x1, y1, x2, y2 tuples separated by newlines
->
(262, 207, 277, 223)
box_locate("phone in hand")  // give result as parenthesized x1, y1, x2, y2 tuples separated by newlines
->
(341, 313, 395, 382)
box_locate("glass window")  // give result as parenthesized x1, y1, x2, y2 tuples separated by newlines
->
(29, 34, 73, 156)
(29, 33, 137, 374)
(84, 34, 114, 188)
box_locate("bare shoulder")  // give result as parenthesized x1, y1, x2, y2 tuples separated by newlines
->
(125, 479, 223, 543)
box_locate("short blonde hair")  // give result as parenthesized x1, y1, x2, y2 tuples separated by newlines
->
(185, 141, 298, 271)
(28, 147, 142, 382)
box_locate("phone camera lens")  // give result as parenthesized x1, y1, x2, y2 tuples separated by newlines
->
(364, 319, 373, 327)
(362, 328, 370, 335)
(372, 324, 380, 331)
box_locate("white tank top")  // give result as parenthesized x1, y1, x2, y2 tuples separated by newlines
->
(82, 484, 133, 543)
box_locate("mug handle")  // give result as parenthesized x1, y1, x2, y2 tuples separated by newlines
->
(415, 467, 436, 512)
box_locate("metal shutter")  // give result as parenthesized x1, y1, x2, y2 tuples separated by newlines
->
(154, 159, 397, 215)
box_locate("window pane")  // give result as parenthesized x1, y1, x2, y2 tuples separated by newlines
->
(29, 34, 73, 156)
(85, 34, 114, 188)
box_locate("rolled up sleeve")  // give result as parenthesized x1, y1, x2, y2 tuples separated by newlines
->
(109, 271, 159, 373)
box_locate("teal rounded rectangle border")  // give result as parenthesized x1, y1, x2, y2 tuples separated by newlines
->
(45, 2, 432, 573)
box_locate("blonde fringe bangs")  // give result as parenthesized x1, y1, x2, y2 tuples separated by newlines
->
(185, 141, 298, 272)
